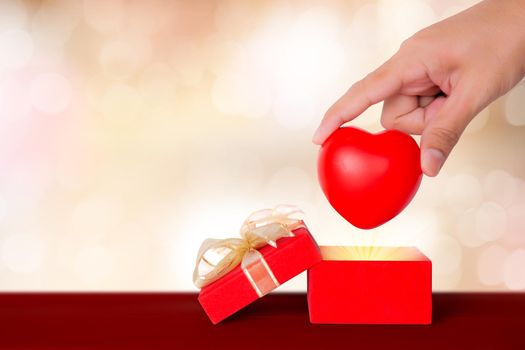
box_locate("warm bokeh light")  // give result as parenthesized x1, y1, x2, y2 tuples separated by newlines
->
(0, 0, 524, 292)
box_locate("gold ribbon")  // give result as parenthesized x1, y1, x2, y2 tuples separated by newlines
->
(193, 205, 305, 297)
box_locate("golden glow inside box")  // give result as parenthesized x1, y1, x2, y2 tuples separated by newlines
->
(319, 246, 428, 261)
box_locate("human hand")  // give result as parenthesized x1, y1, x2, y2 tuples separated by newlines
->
(313, 0, 525, 176)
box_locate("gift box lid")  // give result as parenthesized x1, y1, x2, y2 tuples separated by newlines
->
(197, 222, 321, 324)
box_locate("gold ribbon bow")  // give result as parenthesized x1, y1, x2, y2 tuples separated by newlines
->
(193, 205, 305, 297)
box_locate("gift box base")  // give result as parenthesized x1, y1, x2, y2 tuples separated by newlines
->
(307, 246, 432, 324)
(198, 225, 321, 324)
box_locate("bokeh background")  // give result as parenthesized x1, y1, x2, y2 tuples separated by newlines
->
(1, 0, 524, 292)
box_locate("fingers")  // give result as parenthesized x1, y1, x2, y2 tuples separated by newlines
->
(388, 107, 426, 134)
(381, 94, 445, 135)
(420, 86, 477, 177)
(380, 94, 419, 131)
(381, 95, 444, 135)
(312, 59, 403, 145)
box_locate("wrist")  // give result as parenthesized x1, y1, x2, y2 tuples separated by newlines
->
(498, 0, 525, 78)
(478, 0, 525, 88)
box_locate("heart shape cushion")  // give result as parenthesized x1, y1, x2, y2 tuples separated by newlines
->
(318, 127, 422, 229)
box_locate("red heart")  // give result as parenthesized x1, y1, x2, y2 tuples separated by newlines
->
(318, 127, 422, 229)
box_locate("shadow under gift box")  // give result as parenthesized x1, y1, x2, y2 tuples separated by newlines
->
(198, 224, 321, 324)
(307, 246, 432, 324)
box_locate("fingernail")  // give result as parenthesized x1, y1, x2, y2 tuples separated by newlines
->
(421, 148, 445, 176)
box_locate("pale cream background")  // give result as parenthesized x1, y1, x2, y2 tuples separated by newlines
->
(0, 0, 524, 292)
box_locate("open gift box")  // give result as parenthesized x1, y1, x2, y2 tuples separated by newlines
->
(307, 246, 432, 324)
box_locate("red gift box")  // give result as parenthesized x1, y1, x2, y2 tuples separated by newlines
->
(198, 223, 321, 324)
(307, 246, 432, 324)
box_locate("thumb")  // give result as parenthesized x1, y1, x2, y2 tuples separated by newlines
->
(420, 88, 479, 177)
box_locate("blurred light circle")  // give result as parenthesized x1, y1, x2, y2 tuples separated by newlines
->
(74, 245, 116, 285)
(285, 7, 344, 78)
(212, 70, 273, 119)
(504, 84, 525, 126)
(379, 207, 440, 248)
(350, 103, 384, 129)
(0, 77, 32, 121)
(1, 164, 52, 220)
(456, 208, 486, 248)
(0, 29, 33, 70)
(210, 40, 274, 119)
(207, 39, 243, 76)
(126, 0, 170, 35)
(434, 269, 462, 290)
(421, 234, 462, 275)
(378, 0, 437, 51)
(1, 233, 45, 273)
(55, 160, 91, 192)
(213, 0, 258, 36)
(30, 0, 81, 49)
(273, 91, 323, 130)
(482, 170, 517, 207)
(475, 202, 507, 242)
(83, 0, 124, 33)
(271, 6, 346, 129)
(102, 83, 145, 122)
(503, 249, 525, 290)
(171, 43, 205, 86)
(31, 46, 66, 68)
(417, 170, 450, 207)
(128, 35, 152, 67)
(99, 36, 152, 80)
(445, 173, 483, 212)
(0, 0, 27, 31)
(439, 1, 479, 20)
(348, 3, 383, 50)
(71, 194, 123, 240)
(506, 204, 525, 245)
(186, 148, 264, 197)
(243, 6, 292, 80)
(0, 194, 6, 223)
(264, 166, 313, 205)
(477, 244, 506, 286)
(99, 40, 138, 80)
(346, 3, 387, 67)
(464, 107, 490, 134)
(30, 72, 72, 114)
(179, 199, 256, 248)
(139, 63, 177, 113)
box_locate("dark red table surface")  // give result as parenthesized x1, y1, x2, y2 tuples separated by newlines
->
(0, 292, 524, 349)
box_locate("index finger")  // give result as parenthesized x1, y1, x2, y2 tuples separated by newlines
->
(312, 59, 403, 144)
